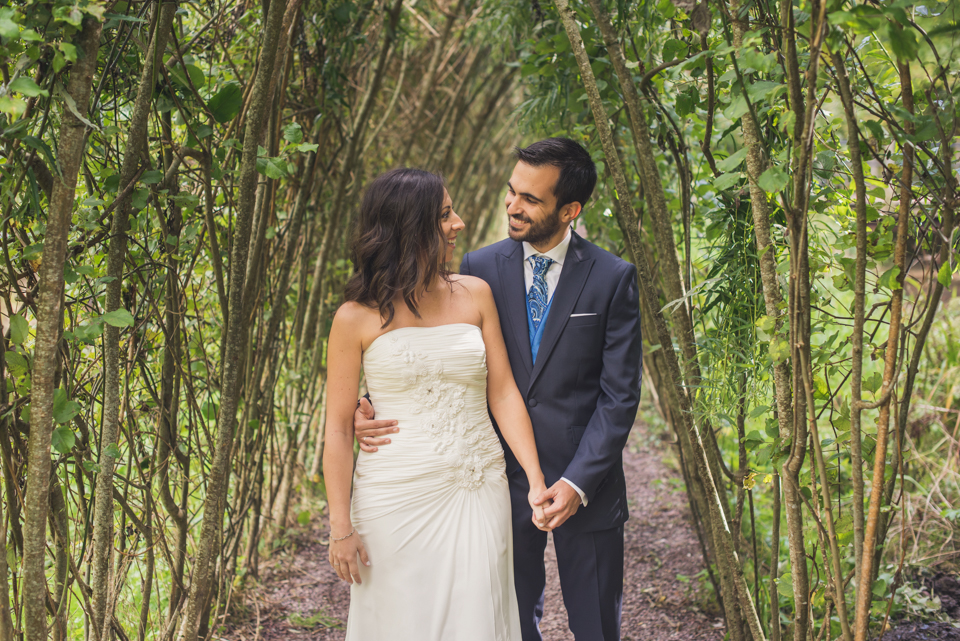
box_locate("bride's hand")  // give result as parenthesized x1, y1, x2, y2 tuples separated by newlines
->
(528, 485, 552, 531)
(328, 529, 370, 584)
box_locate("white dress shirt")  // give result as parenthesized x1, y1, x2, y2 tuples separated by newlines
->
(521, 229, 588, 507)
(522, 228, 571, 300)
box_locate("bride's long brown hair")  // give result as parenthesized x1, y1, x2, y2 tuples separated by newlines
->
(343, 168, 451, 328)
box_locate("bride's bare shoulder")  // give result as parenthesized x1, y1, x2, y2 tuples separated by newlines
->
(448, 274, 492, 298)
(331, 301, 380, 338)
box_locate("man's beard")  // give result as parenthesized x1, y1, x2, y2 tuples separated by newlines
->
(508, 208, 564, 246)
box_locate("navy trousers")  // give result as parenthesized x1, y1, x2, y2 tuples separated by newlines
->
(511, 474, 624, 641)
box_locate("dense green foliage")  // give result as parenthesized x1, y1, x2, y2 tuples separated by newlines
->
(0, 0, 958, 639)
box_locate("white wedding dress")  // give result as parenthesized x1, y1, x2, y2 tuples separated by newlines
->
(344, 323, 521, 640)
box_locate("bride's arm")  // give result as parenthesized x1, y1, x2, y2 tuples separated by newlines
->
(468, 279, 549, 529)
(323, 303, 370, 583)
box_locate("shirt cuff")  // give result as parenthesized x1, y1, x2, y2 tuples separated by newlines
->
(560, 477, 588, 507)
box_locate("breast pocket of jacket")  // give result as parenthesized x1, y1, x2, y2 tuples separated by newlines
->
(566, 313, 600, 328)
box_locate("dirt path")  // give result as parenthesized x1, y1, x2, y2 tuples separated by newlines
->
(224, 420, 723, 640)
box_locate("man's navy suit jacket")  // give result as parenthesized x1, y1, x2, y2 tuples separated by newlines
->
(460, 231, 643, 534)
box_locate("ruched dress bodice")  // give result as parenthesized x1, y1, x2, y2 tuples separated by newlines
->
(356, 323, 504, 491)
(344, 323, 520, 641)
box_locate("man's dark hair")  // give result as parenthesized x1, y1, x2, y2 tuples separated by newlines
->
(514, 137, 597, 210)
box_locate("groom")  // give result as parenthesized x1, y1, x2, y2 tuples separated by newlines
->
(355, 137, 642, 640)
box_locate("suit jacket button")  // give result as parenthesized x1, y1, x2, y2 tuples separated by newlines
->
(527, 398, 537, 408)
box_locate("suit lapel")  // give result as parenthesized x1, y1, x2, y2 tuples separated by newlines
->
(528, 233, 594, 391)
(497, 243, 533, 376)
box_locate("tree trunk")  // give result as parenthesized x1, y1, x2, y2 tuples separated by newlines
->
(0, 478, 13, 641)
(22, 16, 103, 641)
(829, 44, 870, 586)
(727, 1, 807, 636)
(91, 4, 178, 637)
(178, 0, 291, 636)
(552, 2, 765, 639)
(585, 0, 730, 522)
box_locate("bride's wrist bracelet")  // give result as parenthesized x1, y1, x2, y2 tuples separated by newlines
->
(330, 528, 355, 542)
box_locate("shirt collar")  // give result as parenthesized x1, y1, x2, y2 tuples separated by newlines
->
(523, 228, 572, 266)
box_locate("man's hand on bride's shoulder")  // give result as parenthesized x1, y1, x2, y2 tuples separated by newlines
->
(354, 397, 398, 452)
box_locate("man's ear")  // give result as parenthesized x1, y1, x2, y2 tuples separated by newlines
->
(560, 201, 583, 224)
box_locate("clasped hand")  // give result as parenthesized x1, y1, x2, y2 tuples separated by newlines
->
(531, 480, 582, 531)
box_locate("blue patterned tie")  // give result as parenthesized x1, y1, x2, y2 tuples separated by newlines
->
(527, 255, 554, 332)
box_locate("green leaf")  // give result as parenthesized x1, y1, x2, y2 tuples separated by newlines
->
(333, 1, 355, 23)
(52, 52, 66, 74)
(53, 4, 83, 26)
(170, 63, 204, 89)
(758, 166, 789, 193)
(104, 442, 121, 459)
(886, 22, 918, 62)
(141, 170, 164, 185)
(4, 351, 28, 375)
(22, 136, 57, 175)
(201, 401, 218, 421)
(52, 426, 75, 454)
(716, 148, 748, 173)
(745, 80, 785, 102)
(723, 95, 749, 121)
(256, 156, 287, 180)
(863, 371, 883, 394)
(73, 322, 104, 343)
(769, 337, 790, 363)
(873, 577, 889, 597)
(662, 38, 687, 62)
(52, 388, 81, 424)
(878, 266, 902, 291)
(938, 260, 953, 288)
(713, 172, 742, 191)
(0, 7, 20, 40)
(208, 82, 243, 123)
(102, 309, 134, 327)
(297, 142, 319, 153)
(297, 510, 311, 527)
(131, 188, 149, 211)
(749, 405, 770, 419)
(656, 0, 675, 19)
(676, 86, 699, 116)
(284, 123, 304, 144)
(9, 77, 48, 98)
(740, 48, 777, 73)
(777, 578, 794, 598)
(864, 120, 885, 144)
(59, 42, 77, 62)
(0, 96, 27, 117)
(9, 314, 29, 345)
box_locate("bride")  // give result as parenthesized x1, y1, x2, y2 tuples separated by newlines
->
(323, 168, 549, 639)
